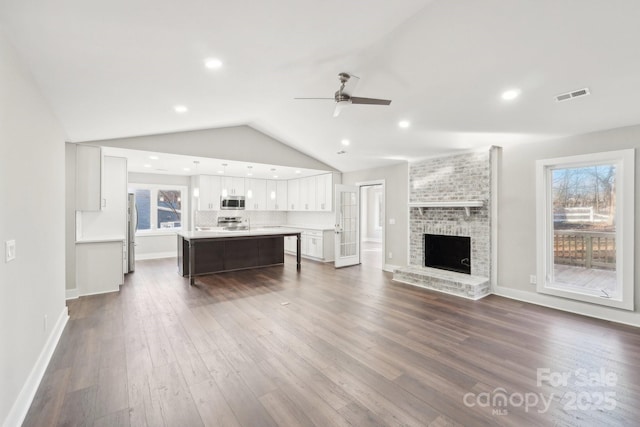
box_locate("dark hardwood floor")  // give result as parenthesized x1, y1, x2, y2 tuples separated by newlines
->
(23, 256, 640, 426)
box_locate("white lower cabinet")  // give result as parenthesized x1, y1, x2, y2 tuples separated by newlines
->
(284, 235, 297, 253)
(76, 240, 124, 296)
(284, 229, 334, 262)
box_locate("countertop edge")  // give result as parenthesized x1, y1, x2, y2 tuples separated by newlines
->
(76, 236, 126, 244)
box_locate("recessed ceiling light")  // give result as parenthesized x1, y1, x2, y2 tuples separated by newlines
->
(183, 167, 190, 171)
(149, 155, 159, 160)
(273, 175, 278, 178)
(217, 170, 224, 174)
(295, 170, 301, 174)
(501, 89, 520, 101)
(204, 58, 223, 69)
(174, 105, 188, 113)
(341, 139, 350, 146)
(144, 164, 152, 168)
(247, 172, 253, 176)
(398, 120, 410, 128)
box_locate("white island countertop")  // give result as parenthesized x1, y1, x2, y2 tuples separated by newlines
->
(280, 224, 334, 231)
(76, 235, 126, 244)
(178, 227, 302, 240)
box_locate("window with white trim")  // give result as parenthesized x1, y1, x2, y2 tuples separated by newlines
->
(129, 184, 188, 234)
(536, 149, 634, 310)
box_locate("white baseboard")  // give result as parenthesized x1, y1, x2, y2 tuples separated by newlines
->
(135, 251, 176, 261)
(494, 285, 640, 328)
(3, 306, 69, 427)
(383, 264, 402, 273)
(65, 288, 79, 300)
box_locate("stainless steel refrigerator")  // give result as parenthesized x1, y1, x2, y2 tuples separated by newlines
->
(126, 193, 136, 273)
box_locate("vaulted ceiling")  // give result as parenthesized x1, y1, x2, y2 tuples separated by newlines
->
(2, 0, 640, 171)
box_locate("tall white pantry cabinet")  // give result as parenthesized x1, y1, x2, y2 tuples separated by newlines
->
(74, 146, 127, 296)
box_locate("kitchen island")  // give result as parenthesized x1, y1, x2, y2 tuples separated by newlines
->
(177, 228, 302, 285)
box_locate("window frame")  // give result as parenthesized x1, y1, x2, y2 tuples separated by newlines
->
(128, 183, 188, 236)
(536, 149, 634, 310)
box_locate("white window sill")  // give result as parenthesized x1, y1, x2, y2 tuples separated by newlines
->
(538, 283, 631, 311)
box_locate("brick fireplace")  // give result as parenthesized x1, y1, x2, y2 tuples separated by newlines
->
(393, 149, 496, 299)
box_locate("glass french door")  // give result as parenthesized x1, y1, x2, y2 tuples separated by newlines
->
(334, 185, 360, 268)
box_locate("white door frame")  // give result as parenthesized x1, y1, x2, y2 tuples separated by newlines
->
(356, 179, 386, 270)
(334, 184, 361, 268)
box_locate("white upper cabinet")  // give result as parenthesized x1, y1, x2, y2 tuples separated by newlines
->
(197, 175, 221, 210)
(221, 176, 244, 196)
(78, 156, 127, 239)
(300, 176, 317, 211)
(266, 180, 277, 210)
(266, 180, 288, 211)
(263, 180, 289, 211)
(190, 172, 337, 213)
(76, 145, 103, 211)
(245, 178, 267, 210)
(287, 179, 300, 211)
(276, 180, 288, 211)
(316, 173, 333, 212)
(284, 173, 338, 212)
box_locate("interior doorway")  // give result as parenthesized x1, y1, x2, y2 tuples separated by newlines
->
(359, 183, 384, 269)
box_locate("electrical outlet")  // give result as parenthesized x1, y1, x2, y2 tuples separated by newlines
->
(529, 275, 537, 285)
(5, 240, 16, 262)
(388, 252, 393, 259)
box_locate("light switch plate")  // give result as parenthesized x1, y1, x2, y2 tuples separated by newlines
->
(5, 239, 16, 262)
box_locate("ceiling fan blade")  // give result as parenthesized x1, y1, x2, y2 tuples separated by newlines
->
(341, 74, 359, 96)
(350, 96, 392, 105)
(333, 100, 352, 117)
(294, 97, 334, 100)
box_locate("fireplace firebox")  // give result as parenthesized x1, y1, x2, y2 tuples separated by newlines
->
(424, 234, 471, 274)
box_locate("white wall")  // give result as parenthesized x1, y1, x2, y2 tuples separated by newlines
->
(361, 185, 383, 242)
(497, 124, 640, 326)
(87, 125, 338, 172)
(0, 33, 67, 426)
(343, 163, 409, 268)
(129, 172, 190, 187)
(65, 144, 76, 292)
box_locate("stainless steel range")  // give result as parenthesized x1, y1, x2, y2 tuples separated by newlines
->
(216, 216, 249, 231)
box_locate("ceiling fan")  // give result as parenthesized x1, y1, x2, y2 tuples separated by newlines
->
(295, 72, 392, 117)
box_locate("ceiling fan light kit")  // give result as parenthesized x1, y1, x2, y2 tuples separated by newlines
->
(296, 72, 391, 117)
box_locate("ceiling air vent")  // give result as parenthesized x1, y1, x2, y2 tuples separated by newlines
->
(555, 88, 590, 102)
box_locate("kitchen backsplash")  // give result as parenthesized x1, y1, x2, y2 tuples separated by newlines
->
(194, 210, 333, 229)
(195, 210, 287, 228)
(286, 211, 334, 227)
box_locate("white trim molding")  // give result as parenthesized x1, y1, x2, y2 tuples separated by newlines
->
(536, 149, 635, 310)
(3, 307, 69, 427)
(65, 288, 79, 300)
(494, 285, 640, 328)
(383, 264, 402, 273)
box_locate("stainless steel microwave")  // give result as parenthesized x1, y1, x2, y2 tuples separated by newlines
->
(220, 195, 245, 210)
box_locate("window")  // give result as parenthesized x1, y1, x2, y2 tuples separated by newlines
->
(129, 184, 188, 234)
(536, 150, 634, 310)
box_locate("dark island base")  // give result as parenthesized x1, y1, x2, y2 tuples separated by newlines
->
(178, 235, 289, 281)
